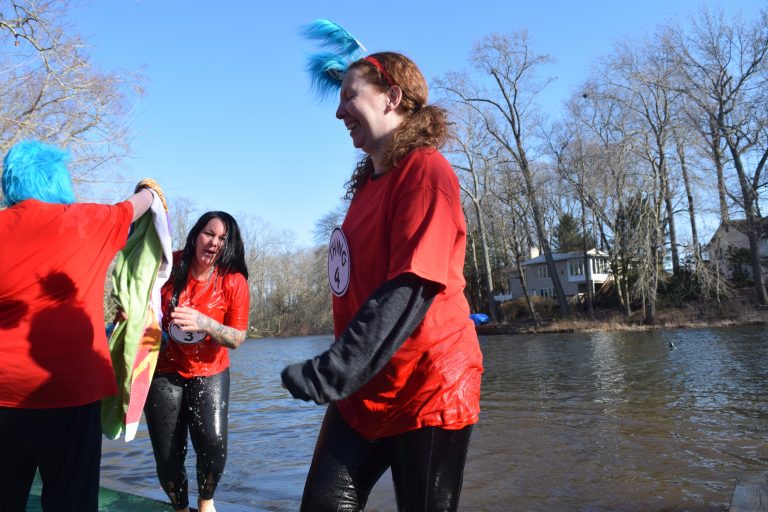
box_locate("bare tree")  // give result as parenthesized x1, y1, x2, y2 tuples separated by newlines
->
(668, 6, 768, 304)
(493, 167, 541, 326)
(437, 31, 572, 318)
(548, 124, 597, 317)
(446, 102, 499, 319)
(560, 82, 639, 316)
(166, 195, 199, 250)
(312, 201, 349, 246)
(0, 0, 142, 196)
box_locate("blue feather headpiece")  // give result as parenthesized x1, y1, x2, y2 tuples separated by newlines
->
(301, 19, 367, 100)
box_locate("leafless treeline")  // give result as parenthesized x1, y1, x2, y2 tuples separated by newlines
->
(3, 2, 766, 333)
(0, 0, 141, 193)
(438, 6, 768, 325)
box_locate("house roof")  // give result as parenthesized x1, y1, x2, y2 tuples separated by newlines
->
(706, 217, 768, 247)
(522, 249, 609, 266)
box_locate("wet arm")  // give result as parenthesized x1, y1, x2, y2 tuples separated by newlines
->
(171, 306, 247, 349)
(198, 316, 247, 349)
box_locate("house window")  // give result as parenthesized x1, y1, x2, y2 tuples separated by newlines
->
(569, 260, 584, 276)
(536, 266, 550, 279)
(759, 239, 768, 257)
(592, 258, 608, 274)
(540, 287, 554, 297)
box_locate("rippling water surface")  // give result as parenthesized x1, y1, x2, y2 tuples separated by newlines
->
(101, 325, 768, 511)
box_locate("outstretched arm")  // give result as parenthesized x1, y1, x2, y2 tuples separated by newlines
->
(127, 188, 153, 222)
(281, 272, 441, 404)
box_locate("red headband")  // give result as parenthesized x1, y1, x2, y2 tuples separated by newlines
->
(364, 56, 396, 88)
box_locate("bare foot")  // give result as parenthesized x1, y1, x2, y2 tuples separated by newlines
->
(198, 498, 216, 512)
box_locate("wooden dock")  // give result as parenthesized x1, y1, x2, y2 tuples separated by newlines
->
(730, 473, 768, 512)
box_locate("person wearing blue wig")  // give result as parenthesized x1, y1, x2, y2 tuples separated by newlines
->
(2, 140, 76, 206)
(0, 139, 165, 511)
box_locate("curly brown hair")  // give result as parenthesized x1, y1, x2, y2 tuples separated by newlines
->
(344, 52, 448, 199)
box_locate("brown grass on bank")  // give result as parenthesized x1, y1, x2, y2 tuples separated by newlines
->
(485, 295, 768, 335)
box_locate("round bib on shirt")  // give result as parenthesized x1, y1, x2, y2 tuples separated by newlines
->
(327, 227, 350, 297)
(168, 320, 207, 344)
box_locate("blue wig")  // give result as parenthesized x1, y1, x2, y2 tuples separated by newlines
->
(2, 140, 76, 207)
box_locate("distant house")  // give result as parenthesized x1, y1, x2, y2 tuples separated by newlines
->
(702, 218, 768, 279)
(505, 248, 611, 301)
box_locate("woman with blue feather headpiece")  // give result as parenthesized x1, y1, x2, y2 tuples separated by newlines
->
(282, 20, 483, 512)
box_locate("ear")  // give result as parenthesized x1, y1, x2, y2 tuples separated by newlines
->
(385, 86, 403, 112)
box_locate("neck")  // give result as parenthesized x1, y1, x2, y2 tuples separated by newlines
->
(371, 154, 386, 175)
(370, 137, 393, 175)
(190, 262, 214, 281)
(370, 119, 403, 174)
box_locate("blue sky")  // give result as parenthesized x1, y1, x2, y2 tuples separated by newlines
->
(70, 0, 764, 246)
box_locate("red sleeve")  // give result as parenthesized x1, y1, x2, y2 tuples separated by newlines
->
(75, 201, 133, 257)
(108, 201, 134, 252)
(386, 152, 460, 288)
(223, 272, 250, 331)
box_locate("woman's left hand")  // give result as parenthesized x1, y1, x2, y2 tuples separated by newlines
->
(170, 306, 211, 333)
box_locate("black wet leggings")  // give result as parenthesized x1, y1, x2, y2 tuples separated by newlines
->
(301, 404, 473, 512)
(144, 369, 229, 510)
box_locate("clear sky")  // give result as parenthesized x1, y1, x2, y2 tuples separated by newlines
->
(69, 0, 764, 246)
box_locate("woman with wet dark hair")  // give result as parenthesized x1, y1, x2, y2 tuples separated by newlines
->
(144, 211, 250, 512)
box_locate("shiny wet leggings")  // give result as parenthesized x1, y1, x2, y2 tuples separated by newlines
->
(144, 369, 229, 511)
(301, 404, 473, 512)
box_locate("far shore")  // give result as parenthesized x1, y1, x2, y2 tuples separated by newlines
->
(477, 306, 768, 336)
(244, 299, 768, 339)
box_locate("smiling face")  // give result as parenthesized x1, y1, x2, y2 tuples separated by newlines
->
(193, 217, 227, 272)
(335, 67, 403, 161)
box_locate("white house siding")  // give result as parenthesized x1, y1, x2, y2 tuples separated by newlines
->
(506, 250, 610, 300)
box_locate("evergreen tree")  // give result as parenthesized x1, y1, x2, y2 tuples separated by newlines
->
(555, 213, 592, 252)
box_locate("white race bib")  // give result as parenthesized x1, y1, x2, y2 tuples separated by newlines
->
(327, 227, 350, 297)
(168, 320, 207, 344)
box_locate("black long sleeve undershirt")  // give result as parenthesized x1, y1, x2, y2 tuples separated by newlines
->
(281, 273, 441, 404)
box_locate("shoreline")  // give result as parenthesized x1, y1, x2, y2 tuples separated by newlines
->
(476, 310, 768, 336)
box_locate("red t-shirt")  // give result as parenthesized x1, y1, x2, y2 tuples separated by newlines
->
(334, 148, 483, 440)
(0, 199, 133, 408)
(155, 253, 250, 378)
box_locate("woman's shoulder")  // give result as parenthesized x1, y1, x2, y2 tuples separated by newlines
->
(397, 148, 456, 186)
(220, 270, 248, 288)
(402, 147, 447, 165)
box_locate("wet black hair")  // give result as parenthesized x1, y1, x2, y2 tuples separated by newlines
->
(169, 211, 248, 309)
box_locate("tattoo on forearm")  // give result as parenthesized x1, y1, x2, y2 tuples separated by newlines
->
(198, 315, 246, 349)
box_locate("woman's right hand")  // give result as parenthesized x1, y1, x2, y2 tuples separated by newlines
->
(134, 178, 168, 212)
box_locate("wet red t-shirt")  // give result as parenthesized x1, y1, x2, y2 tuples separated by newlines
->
(334, 148, 483, 440)
(155, 252, 250, 378)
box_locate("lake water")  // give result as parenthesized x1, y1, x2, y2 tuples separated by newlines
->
(101, 325, 768, 511)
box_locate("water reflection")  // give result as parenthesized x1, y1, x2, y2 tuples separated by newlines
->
(102, 327, 768, 511)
